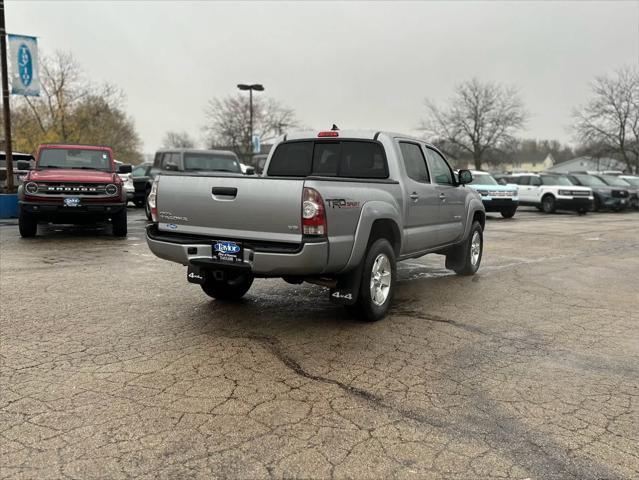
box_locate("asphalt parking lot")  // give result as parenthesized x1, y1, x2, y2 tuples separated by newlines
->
(1, 207, 638, 479)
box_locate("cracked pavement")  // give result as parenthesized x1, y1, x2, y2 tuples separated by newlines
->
(1, 208, 638, 479)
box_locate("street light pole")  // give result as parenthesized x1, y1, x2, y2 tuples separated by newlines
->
(0, 0, 14, 193)
(237, 83, 264, 158)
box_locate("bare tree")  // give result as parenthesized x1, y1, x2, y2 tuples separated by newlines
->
(203, 94, 297, 157)
(422, 78, 527, 171)
(162, 131, 196, 149)
(573, 66, 639, 173)
(9, 51, 143, 164)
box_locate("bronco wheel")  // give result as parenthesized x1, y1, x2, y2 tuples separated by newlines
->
(541, 194, 556, 214)
(112, 209, 127, 237)
(445, 221, 483, 276)
(500, 208, 516, 219)
(349, 238, 396, 322)
(19, 210, 37, 238)
(201, 272, 254, 300)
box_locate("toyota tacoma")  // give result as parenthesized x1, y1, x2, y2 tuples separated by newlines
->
(146, 130, 486, 321)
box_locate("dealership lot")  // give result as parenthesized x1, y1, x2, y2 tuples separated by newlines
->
(1, 208, 638, 479)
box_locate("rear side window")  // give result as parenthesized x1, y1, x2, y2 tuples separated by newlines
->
(399, 142, 430, 182)
(267, 140, 388, 179)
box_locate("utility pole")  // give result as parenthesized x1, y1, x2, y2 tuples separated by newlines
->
(237, 83, 264, 158)
(0, 0, 14, 193)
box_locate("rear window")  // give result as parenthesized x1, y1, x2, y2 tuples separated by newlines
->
(267, 140, 388, 179)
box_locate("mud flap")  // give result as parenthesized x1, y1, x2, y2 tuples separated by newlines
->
(187, 265, 205, 284)
(329, 262, 365, 305)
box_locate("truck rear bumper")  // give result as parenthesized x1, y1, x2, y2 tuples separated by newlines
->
(146, 224, 328, 276)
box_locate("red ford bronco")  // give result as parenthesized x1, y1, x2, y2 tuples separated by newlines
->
(17, 144, 132, 237)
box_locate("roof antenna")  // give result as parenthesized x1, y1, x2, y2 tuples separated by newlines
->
(331, 124, 339, 131)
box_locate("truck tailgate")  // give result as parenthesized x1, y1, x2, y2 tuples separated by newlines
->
(156, 175, 304, 243)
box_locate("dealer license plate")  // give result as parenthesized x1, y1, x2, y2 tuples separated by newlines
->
(64, 197, 81, 207)
(212, 240, 243, 263)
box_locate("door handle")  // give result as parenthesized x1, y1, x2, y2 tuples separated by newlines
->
(409, 192, 419, 201)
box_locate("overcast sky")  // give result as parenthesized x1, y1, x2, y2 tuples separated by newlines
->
(7, 1, 639, 152)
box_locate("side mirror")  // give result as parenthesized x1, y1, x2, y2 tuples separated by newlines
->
(118, 164, 132, 174)
(244, 166, 255, 175)
(458, 169, 473, 185)
(165, 163, 179, 171)
(16, 160, 32, 171)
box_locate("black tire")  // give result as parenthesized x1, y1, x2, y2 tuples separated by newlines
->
(201, 272, 254, 300)
(500, 208, 516, 219)
(541, 194, 556, 214)
(445, 221, 483, 276)
(577, 208, 588, 216)
(112, 209, 127, 237)
(348, 238, 396, 322)
(19, 210, 37, 238)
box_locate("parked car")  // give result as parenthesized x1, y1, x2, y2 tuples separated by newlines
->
(253, 154, 269, 175)
(593, 174, 639, 210)
(466, 170, 518, 218)
(503, 173, 592, 214)
(0, 151, 34, 190)
(146, 129, 486, 321)
(144, 149, 246, 219)
(114, 160, 134, 203)
(17, 144, 132, 237)
(130, 162, 152, 207)
(565, 173, 629, 212)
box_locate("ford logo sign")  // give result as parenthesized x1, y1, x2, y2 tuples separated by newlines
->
(214, 241, 241, 254)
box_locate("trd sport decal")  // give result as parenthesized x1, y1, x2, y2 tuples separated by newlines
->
(326, 199, 360, 209)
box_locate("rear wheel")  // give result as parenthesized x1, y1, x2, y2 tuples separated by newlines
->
(445, 221, 483, 276)
(500, 208, 516, 219)
(201, 272, 254, 300)
(19, 210, 37, 238)
(112, 209, 127, 237)
(541, 194, 556, 214)
(348, 238, 396, 322)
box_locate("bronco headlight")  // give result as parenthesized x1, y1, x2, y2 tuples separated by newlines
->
(476, 190, 488, 196)
(105, 184, 118, 196)
(25, 182, 38, 194)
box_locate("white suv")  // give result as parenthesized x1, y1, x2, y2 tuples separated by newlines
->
(504, 173, 593, 214)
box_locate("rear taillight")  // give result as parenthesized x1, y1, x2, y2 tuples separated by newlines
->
(302, 187, 327, 236)
(148, 177, 159, 222)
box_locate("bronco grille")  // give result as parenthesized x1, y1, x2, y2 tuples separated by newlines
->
(33, 183, 109, 195)
(571, 191, 590, 196)
(487, 190, 514, 197)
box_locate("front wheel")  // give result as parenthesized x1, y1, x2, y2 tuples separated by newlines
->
(19, 210, 38, 238)
(445, 221, 483, 276)
(201, 272, 254, 300)
(348, 238, 396, 322)
(541, 194, 556, 214)
(500, 208, 517, 219)
(112, 209, 127, 237)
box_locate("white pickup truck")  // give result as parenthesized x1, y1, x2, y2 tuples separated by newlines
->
(146, 130, 486, 321)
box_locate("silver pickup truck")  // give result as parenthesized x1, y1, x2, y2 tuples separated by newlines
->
(146, 129, 486, 321)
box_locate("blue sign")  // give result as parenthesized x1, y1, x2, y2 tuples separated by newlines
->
(8, 34, 40, 96)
